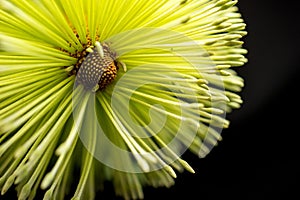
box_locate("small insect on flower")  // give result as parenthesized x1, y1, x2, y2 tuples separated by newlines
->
(0, 0, 247, 199)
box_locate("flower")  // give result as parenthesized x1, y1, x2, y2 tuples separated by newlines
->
(0, 0, 247, 199)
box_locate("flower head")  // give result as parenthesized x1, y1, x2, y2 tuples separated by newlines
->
(0, 0, 247, 199)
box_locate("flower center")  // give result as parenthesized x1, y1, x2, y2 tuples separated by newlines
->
(76, 42, 118, 91)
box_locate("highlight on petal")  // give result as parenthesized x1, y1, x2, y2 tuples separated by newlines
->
(0, 0, 247, 199)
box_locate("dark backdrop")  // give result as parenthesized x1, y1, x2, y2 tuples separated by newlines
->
(143, 1, 300, 200)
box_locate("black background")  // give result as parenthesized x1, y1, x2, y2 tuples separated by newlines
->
(142, 1, 300, 200)
(99, 1, 300, 199)
(4, 0, 300, 199)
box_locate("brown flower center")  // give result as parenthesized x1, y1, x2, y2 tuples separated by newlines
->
(77, 43, 118, 91)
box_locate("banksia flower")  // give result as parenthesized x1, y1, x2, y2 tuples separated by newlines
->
(0, 0, 247, 199)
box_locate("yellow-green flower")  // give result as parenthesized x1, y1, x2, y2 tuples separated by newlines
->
(0, 0, 247, 199)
